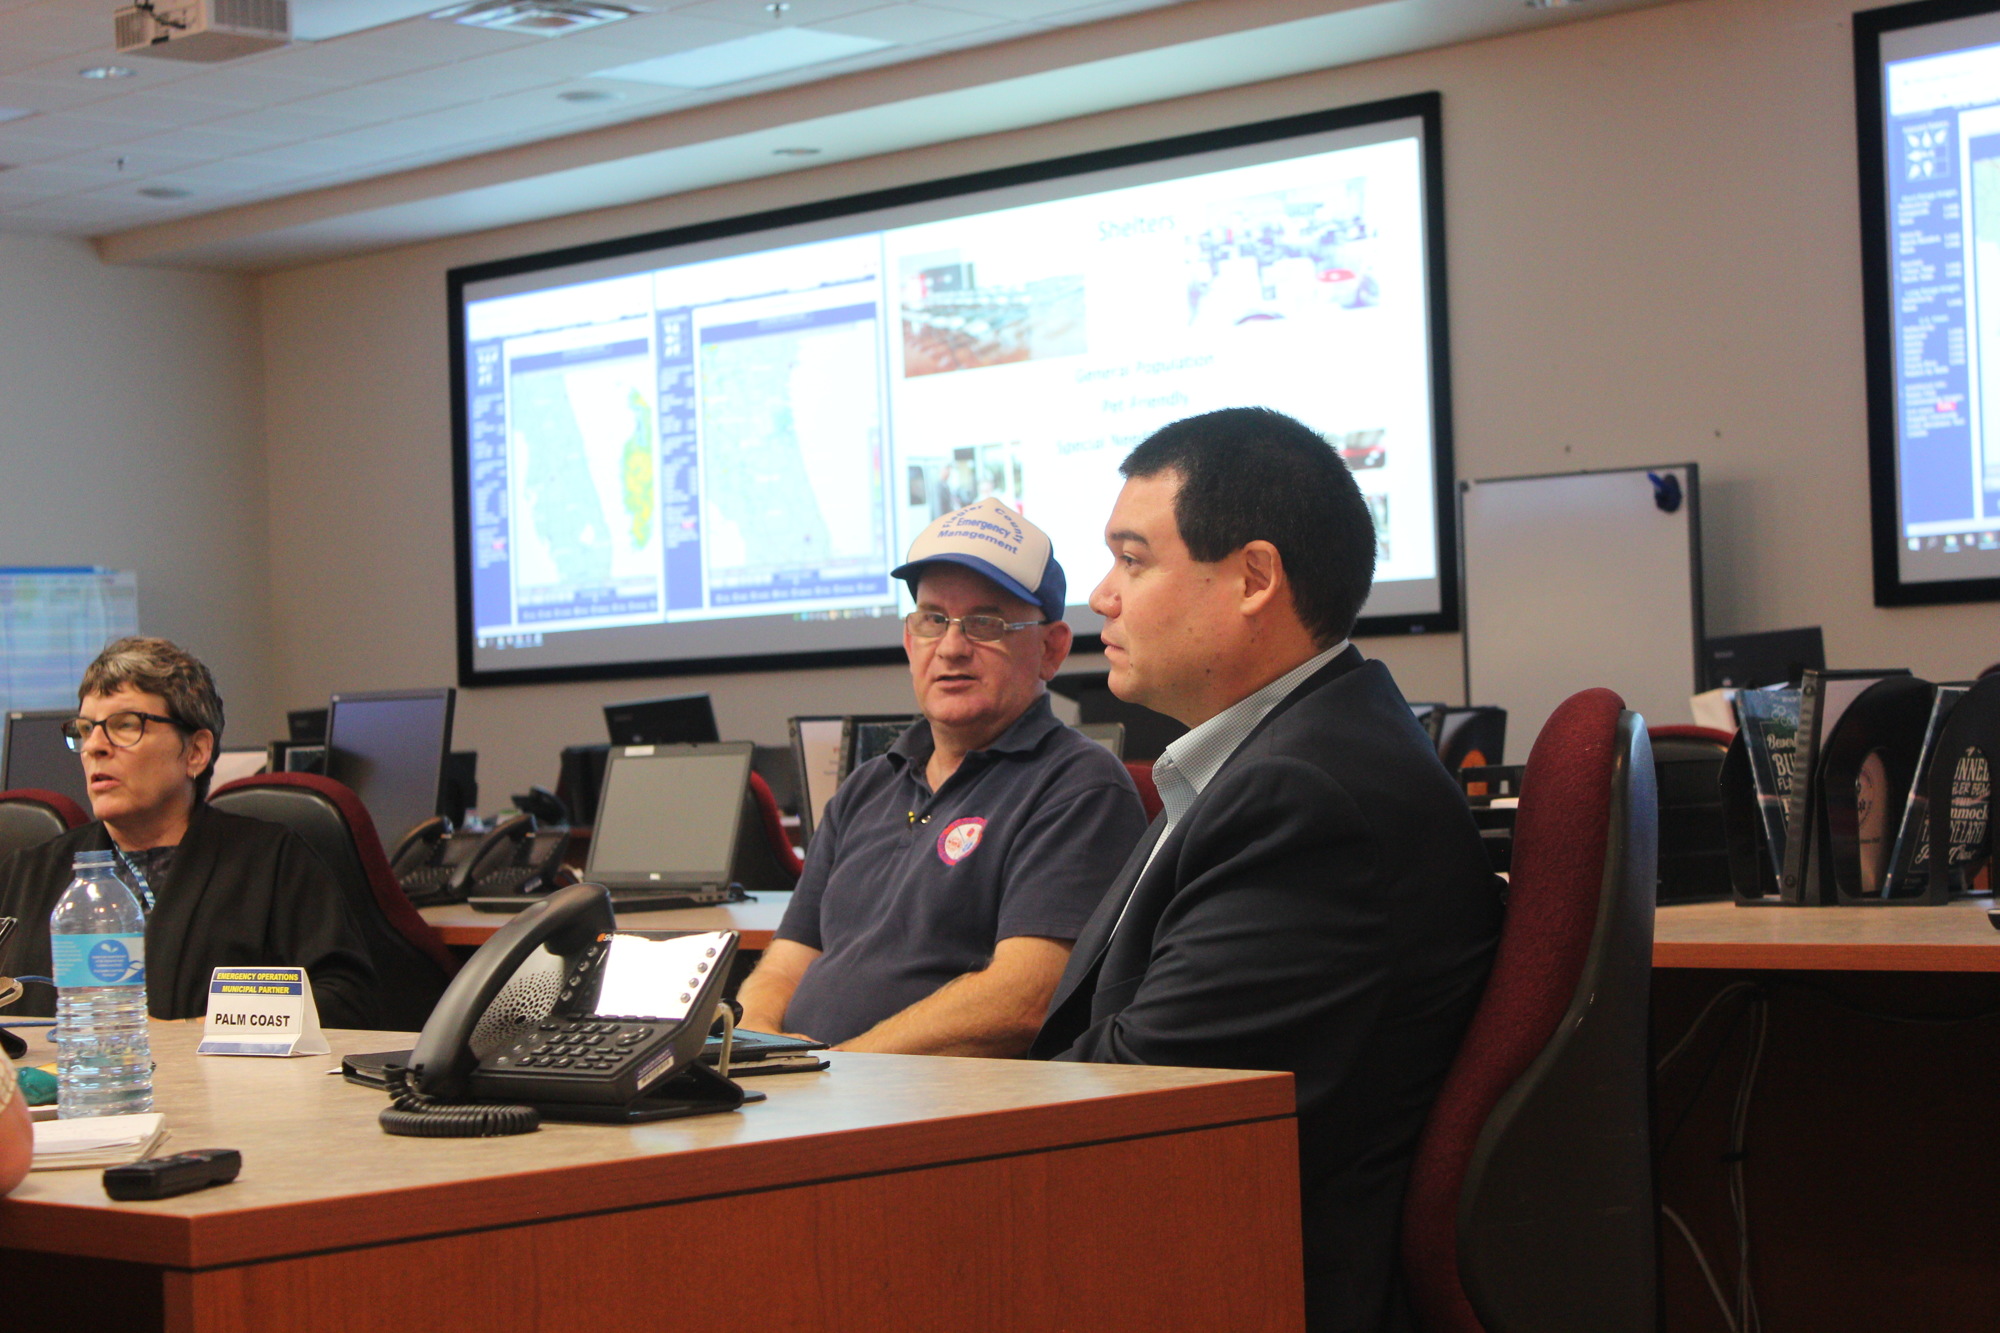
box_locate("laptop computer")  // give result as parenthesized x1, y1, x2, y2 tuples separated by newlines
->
(579, 742, 754, 911)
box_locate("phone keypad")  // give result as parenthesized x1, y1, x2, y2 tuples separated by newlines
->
(494, 1018, 655, 1074)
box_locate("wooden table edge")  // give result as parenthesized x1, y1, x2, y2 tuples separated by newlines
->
(1654, 940, 2000, 971)
(0, 1071, 1296, 1269)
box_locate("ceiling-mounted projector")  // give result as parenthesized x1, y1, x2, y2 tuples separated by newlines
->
(114, 0, 290, 62)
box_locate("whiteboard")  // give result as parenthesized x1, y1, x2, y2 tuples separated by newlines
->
(1461, 466, 1701, 752)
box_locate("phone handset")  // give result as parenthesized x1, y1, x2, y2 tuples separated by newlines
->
(388, 815, 453, 880)
(458, 813, 572, 897)
(384, 884, 614, 1137)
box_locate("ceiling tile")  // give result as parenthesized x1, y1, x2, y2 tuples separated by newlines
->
(283, 79, 479, 125)
(253, 36, 450, 83)
(0, 159, 117, 196)
(814, 4, 1011, 43)
(932, 0, 1148, 18)
(142, 154, 324, 189)
(0, 138, 69, 166)
(200, 103, 362, 141)
(145, 65, 357, 110)
(673, 0, 891, 23)
(67, 90, 242, 129)
(120, 122, 288, 159)
(0, 111, 149, 151)
(594, 26, 890, 88)
(554, 11, 764, 55)
(335, 15, 549, 61)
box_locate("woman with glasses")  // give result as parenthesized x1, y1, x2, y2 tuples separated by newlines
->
(0, 637, 374, 1027)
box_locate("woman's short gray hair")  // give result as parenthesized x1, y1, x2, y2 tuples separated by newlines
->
(78, 637, 225, 798)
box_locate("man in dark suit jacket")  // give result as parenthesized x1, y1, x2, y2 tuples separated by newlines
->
(1031, 408, 1503, 1333)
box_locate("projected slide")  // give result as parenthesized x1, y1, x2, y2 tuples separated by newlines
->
(1876, 29, 2000, 585)
(456, 102, 1451, 677)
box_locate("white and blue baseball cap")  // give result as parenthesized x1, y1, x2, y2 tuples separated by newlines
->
(891, 497, 1067, 623)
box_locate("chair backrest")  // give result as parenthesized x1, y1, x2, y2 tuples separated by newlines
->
(1403, 688, 1658, 1333)
(210, 772, 458, 1030)
(730, 771, 803, 893)
(1124, 760, 1163, 821)
(0, 788, 89, 862)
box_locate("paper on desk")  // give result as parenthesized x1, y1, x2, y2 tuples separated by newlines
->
(31, 1112, 166, 1170)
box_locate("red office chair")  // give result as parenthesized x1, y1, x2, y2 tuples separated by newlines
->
(1124, 761, 1163, 821)
(731, 772, 803, 893)
(1402, 688, 1659, 1333)
(211, 772, 458, 1030)
(0, 788, 89, 861)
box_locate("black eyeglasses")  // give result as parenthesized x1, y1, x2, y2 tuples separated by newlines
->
(61, 711, 184, 751)
(905, 610, 1045, 642)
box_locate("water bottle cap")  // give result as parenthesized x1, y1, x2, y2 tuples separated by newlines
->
(72, 850, 117, 870)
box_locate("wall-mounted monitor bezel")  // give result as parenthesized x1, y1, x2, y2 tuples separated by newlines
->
(449, 91, 1458, 688)
(1857, 0, 2000, 607)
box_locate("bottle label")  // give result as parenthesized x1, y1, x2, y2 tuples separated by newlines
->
(52, 934, 146, 988)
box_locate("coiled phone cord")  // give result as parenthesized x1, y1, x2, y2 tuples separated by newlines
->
(378, 1064, 541, 1138)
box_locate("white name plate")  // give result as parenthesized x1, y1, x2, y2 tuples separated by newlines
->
(197, 966, 329, 1057)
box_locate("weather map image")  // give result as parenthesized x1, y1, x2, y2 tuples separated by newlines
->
(507, 346, 664, 624)
(695, 307, 888, 607)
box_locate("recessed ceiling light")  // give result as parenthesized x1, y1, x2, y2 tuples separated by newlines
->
(431, 1, 640, 37)
(79, 65, 137, 80)
(1524, 0, 1582, 7)
(557, 89, 622, 103)
(772, 146, 820, 157)
(137, 185, 192, 199)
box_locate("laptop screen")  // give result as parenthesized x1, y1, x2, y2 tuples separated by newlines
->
(589, 745, 749, 884)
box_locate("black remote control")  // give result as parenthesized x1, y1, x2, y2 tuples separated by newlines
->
(103, 1148, 242, 1201)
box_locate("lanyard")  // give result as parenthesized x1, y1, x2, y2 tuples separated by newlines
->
(112, 848, 157, 913)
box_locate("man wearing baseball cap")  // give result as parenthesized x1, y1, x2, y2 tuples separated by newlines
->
(736, 497, 1147, 1054)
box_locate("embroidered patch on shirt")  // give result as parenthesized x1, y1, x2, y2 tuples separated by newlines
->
(937, 817, 987, 865)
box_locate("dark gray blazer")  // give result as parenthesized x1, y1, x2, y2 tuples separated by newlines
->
(1032, 647, 1504, 1333)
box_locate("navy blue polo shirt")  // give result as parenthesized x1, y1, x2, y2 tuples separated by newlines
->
(777, 694, 1148, 1046)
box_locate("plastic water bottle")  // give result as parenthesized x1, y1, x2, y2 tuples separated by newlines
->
(51, 850, 152, 1118)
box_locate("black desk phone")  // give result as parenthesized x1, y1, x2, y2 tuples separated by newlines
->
(380, 883, 743, 1136)
(390, 813, 572, 907)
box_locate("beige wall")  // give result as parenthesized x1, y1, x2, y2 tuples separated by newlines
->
(257, 0, 1999, 803)
(0, 233, 275, 739)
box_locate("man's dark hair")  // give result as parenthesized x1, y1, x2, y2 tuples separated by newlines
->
(1121, 407, 1376, 645)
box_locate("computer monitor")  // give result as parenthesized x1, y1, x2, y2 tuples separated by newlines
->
(287, 708, 328, 744)
(1, 709, 90, 812)
(603, 693, 719, 747)
(324, 689, 456, 846)
(1703, 627, 1826, 691)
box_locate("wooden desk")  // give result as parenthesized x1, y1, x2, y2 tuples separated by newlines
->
(1651, 898, 2000, 1330)
(421, 890, 794, 949)
(0, 1024, 1303, 1333)
(1654, 896, 2000, 971)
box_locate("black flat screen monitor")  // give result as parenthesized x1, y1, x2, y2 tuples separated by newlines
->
(1703, 627, 1826, 691)
(1, 709, 90, 812)
(452, 92, 1457, 686)
(1858, 1, 2000, 605)
(603, 692, 719, 746)
(324, 689, 456, 846)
